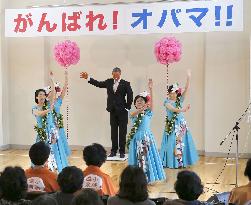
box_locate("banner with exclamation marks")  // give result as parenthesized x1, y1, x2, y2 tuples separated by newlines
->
(5, 0, 243, 37)
(215, 5, 234, 27)
(113, 11, 118, 30)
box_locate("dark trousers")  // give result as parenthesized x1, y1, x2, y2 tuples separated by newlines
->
(110, 111, 128, 154)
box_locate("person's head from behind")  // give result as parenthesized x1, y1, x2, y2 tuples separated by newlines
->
(29, 142, 50, 166)
(32, 195, 58, 205)
(174, 170, 203, 201)
(0, 166, 27, 201)
(244, 158, 251, 181)
(72, 188, 103, 205)
(57, 166, 84, 194)
(118, 165, 148, 203)
(112, 67, 121, 81)
(83, 143, 107, 167)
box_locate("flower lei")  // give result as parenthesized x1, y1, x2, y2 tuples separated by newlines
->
(34, 104, 48, 142)
(34, 103, 64, 142)
(52, 110, 64, 129)
(165, 96, 181, 135)
(126, 112, 145, 149)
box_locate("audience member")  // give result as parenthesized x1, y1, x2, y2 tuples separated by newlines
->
(108, 165, 155, 205)
(25, 142, 60, 193)
(163, 170, 203, 205)
(31, 195, 58, 205)
(0, 166, 31, 205)
(229, 158, 251, 205)
(82, 143, 117, 196)
(50, 166, 84, 205)
(72, 188, 104, 205)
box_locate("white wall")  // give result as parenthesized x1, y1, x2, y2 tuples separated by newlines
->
(0, 0, 10, 148)
(204, 32, 250, 154)
(204, 0, 251, 155)
(8, 37, 46, 145)
(2, 0, 251, 155)
(0, 0, 4, 146)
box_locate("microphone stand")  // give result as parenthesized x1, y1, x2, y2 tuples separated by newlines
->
(219, 102, 251, 187)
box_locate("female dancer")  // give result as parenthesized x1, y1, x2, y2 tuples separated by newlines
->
(127, 79, 166, 183)
(160, 70, 198, 168)
(33, 72, 68, 172)
(46, 70, 71, 157)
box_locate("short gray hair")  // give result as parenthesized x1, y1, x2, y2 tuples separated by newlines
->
(112, 67, 121, 73)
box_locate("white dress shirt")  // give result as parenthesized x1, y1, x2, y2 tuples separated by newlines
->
(113, 78, 121, 93)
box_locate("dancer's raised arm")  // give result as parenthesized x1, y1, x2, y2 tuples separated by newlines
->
(182, 69, 191, 100)
(80, 72, 107, 88)
(148, 79, 153, 111)
(48, 71, 56, 106)
(60, 70, 68, 100)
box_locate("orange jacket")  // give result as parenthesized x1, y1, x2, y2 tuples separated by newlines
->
(229, 182, 251, 205)
(83, 165, 117, 196)
(25, 167, 60, 193)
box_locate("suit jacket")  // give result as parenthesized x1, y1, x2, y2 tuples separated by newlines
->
(89, 78, 133, 113)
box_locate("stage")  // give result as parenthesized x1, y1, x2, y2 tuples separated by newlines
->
(0, 149, 248, 201)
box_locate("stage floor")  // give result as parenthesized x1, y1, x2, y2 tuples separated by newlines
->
(0, 149, 248, 201)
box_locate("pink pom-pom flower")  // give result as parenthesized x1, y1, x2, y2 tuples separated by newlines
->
(54, 40, 80, 68)
(154, 36, 182, 65)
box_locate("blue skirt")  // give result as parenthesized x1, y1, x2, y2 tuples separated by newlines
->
(128, 130, 166, 183)
(160, 129, 199, 168)
(58, 128, 71, 157)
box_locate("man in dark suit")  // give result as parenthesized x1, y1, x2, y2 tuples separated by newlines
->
(80, 67, 133, 158)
